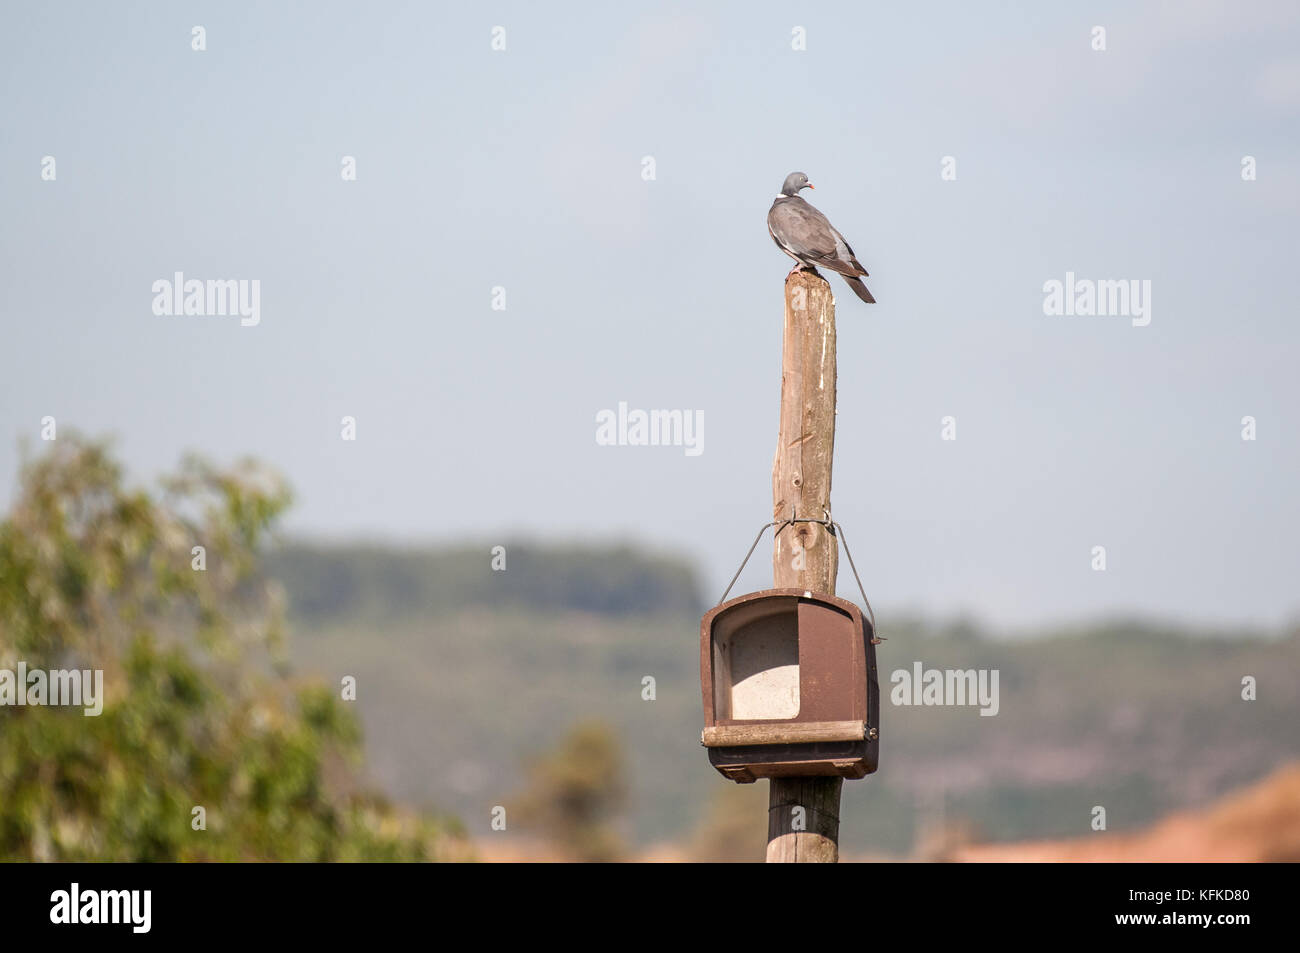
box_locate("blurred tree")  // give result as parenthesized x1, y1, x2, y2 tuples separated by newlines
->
(913, 816, 982, 862)
(0, 434, 464, 861)
(511, 721, 627, 862)
(687, 783, 768, 862)
(686, 780, 764, 863)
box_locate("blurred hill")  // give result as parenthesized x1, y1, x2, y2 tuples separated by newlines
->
(272, 541, 1300, 856)
(949, 762, 1300, 862)
(264, 542, 702, 621)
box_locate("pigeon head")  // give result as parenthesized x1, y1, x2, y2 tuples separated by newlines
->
(780, 172, 814, 196)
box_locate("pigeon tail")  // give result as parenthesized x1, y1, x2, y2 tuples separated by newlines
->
(842, 275, 876, 304)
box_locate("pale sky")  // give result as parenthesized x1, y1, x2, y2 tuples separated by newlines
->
(2, 1, 1298, 630)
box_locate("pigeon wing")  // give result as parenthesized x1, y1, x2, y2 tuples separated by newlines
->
(769, 198, 867, 278)
(830, 226, 869, 277)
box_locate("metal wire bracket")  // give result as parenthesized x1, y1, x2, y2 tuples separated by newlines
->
(717, 509, 878, 635)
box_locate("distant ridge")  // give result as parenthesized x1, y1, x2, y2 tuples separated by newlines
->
(265, 540, 1300, 849)
(265, 541, 705, 622)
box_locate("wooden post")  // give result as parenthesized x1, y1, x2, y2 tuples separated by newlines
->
(767, 268, 842, 863)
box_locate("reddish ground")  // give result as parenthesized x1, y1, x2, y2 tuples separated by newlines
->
(474, 762, 1300, 862)
(948, 763, 1300, 863)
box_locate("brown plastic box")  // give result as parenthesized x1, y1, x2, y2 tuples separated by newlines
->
(700, 588, 879, 783)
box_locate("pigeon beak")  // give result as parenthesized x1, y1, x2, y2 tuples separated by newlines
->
(806, 183, 815, 190)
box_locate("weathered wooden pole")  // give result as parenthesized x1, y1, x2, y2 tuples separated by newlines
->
(767, 268, 841, 863)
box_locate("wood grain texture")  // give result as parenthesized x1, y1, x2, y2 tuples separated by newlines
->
(702, 720, 866, 747)
(767, 269, 843, 863)
(772, 270, 838, 591)
(767, 775, 843, 863)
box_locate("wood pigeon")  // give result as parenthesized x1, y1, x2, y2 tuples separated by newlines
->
(768, 172, 875, 304)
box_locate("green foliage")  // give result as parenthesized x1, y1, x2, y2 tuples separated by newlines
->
(0, 435, 460, 861)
